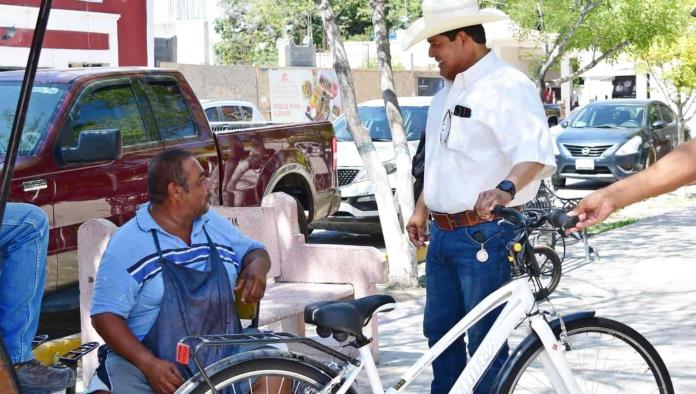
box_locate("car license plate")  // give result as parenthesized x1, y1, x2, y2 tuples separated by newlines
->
(576, 158, 595, 170)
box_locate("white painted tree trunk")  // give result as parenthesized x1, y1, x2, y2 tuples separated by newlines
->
(370, 0, 417, 274)
(315, 0, 416, 286)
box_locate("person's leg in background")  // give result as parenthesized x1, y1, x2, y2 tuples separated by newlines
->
(0, 203, 75, 393)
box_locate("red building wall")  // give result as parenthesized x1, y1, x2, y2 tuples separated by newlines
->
(0, 0, 147, 66)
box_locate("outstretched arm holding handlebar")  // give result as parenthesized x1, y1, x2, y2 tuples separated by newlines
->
(569, 139, 696, 231)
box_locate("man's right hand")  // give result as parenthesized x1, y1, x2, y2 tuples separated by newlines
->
(406, 210, 429, 247)
(142, 357, 184, 394)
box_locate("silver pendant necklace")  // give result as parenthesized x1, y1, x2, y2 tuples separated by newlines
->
(464, 231, 502, 263)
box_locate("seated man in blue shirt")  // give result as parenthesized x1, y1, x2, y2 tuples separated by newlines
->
(87, 149, 276, 394)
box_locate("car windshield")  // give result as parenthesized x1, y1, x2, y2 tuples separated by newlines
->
(334, 105, 428, 142)
(570, 104, 645, 129)
(0, 82, 69, 156)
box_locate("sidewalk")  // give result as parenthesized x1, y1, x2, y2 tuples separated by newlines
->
(372, 203, 696, 392)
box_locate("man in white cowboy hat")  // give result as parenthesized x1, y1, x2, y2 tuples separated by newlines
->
(404, 1, 556, 393)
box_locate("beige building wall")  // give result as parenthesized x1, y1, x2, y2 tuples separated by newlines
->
(161, 63, 440, 120)
(160, 62, 260, 104)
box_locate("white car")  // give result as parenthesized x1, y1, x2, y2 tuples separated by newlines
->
(311, 96, 432, 234)
(201, 99, 267, 123)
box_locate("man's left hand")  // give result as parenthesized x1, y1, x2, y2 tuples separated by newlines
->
(474, 189, 513, 220)
(236, 249, 271, 304)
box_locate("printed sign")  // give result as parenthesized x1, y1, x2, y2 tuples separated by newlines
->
(269, 69, 343, 123)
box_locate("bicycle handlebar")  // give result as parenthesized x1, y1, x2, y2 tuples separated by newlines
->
(492, 205, 525, 224)
(493, 205, 579, 231)
(547, 208, 580, 231)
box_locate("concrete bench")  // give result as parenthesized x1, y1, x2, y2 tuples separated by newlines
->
(78, 192, 388, 384)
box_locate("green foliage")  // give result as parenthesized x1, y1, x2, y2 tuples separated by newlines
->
(586, 218, 638, 237)
(503, 0, 687, 83)
(639, 24, 696, 93)
(215, 0, 422, 66)
(635, 15, 696, 138)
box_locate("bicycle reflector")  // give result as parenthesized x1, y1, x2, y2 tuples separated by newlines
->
(176, 343, 190, 365)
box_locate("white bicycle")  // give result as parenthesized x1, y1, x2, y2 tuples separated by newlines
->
(176, 207, 673, 394)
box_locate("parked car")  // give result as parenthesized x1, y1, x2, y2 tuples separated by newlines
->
(201, 99, 267, 123)
(552, 99, 678, 187)
(0, 67, 339, 334)
(311, 96, 431, 234)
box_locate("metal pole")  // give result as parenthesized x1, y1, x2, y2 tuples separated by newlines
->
(0, 0, 53, 226)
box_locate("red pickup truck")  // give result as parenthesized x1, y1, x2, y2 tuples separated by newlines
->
(0, 68, 339, 333)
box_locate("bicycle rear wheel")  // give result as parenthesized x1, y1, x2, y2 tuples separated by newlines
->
(178, 350, 354, 394)
(530, 245, 562, 300)
(499, 317, 673, 394)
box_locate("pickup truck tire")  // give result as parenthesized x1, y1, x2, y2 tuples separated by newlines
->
(293, 197, 312, 241)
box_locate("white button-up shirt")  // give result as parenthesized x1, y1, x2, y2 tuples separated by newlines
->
(424, 51, 556, 214)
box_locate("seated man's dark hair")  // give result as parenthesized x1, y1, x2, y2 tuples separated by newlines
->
(148, 149, 195, 204)
(443, 24, 486, 45)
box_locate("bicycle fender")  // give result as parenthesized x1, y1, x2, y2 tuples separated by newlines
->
(492, 311, 596, 393)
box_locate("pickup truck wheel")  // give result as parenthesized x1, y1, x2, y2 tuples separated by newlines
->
(293, 197, 311, 241)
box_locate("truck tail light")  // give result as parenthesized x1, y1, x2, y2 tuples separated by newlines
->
(332, 136, 337, 173)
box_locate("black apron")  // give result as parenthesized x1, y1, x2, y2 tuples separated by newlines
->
(141, 226, 242, 378)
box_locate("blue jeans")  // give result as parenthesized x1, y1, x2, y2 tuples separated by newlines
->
(424, 220, 513, 394)
(0, 203, 49, 364)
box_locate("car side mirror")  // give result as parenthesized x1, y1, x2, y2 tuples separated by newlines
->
(651, 120, 667, 130)
(560, 121, 569, 128)
(61, 129, 123, 163)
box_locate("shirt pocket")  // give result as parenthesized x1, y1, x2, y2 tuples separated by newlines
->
(446, 116, 490, 156)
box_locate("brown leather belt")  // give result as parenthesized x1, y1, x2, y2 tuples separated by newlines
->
(431, 206, 522, 231)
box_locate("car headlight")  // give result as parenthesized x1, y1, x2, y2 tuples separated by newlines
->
(615, 136, 642, 156)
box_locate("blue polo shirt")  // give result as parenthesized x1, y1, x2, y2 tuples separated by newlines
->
(90, 203, 265, 340)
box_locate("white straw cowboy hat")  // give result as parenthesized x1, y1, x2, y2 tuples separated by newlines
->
(402, 0, 507, 50)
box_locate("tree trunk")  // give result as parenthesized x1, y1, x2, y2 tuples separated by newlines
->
(369, 0, 417, 270)
(315, 0, 416, 286)
(676, 95, 685, 144)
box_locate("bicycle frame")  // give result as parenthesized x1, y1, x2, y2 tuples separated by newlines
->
(324, 279, 582, 394)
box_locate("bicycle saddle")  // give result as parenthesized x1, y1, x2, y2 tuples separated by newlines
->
(304, 295, 396, 337)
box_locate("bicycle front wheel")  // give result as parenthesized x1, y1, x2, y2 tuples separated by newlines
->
(530, 245, 562, 300)
(178, 350, 354, 394)
(499, 317, 673, 394)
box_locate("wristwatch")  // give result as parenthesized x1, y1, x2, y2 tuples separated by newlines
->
(496, 180, 517, 199)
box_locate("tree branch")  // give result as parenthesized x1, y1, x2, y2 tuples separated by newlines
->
(684, 95, 696, 119)
(547, 40, 630, 87)
(538, 0, 602, 82)
(650, 66, 676, 103)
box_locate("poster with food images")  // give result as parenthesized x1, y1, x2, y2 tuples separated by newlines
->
(269, 69, 343, 123)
